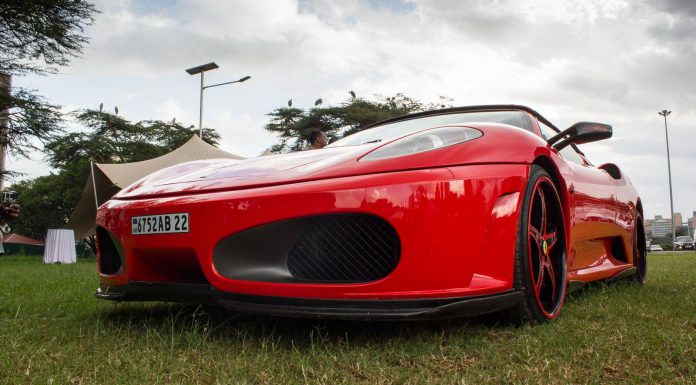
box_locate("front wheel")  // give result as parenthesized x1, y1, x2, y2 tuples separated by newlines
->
(633, 213, 647, 284)
(505, 165, 567, 324)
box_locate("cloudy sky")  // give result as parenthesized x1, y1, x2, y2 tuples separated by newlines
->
(11, 0, 696, 220)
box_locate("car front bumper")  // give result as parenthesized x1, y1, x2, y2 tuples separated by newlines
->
(96, 164, 528, 308)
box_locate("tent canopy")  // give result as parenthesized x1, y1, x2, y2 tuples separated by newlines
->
(64, 135, 244, 240)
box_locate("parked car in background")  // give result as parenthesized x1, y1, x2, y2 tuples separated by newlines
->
(649, 244, 664, 252)
(674, 236, 694, 251)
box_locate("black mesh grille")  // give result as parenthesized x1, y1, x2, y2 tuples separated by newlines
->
(287, 214, 400, 282)
(97, 227, 122, 275)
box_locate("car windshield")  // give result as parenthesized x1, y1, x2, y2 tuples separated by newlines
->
(327, 110, 532, 147)
(676, 236, 692, 242)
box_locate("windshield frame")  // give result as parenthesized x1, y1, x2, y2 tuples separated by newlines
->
(327, 106, 539, 148)
(365, 104, 559, 129)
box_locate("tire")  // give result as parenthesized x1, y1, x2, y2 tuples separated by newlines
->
(633, 213, 647, 284)
(505, 165, 567, 324)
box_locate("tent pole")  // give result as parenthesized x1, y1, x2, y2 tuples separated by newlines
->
(91, 161, 99, 209)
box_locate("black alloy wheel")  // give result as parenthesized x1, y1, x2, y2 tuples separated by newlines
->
(633, 213, 648, 284)
(505, 165, 567, 324)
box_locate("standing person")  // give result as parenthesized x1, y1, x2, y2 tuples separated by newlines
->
(0, 203, 20, 254)
(307, 130, 328, 150)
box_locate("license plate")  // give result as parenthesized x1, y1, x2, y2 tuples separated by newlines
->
(131, 213, 189, 235)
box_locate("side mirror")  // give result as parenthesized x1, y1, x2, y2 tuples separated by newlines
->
(547, 122, 612, 151)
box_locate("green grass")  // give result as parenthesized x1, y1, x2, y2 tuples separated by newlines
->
(1, 254, 694, 385)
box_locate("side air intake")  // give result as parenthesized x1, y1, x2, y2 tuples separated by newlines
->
(96, 227, 123, 275)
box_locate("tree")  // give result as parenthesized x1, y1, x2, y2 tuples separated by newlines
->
(0, 0, 97, 76)
(0, 0, 97, 180)
(0, 86, 62, 177)
(9, 169, 84, 241)
(676, 226, 689, 237)
(265, 93, 452, 153)
(45, 110, 220, 169)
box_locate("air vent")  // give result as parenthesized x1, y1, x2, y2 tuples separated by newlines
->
(213, 213, 401, 283)
(97, 227, 122, 275)
(287, 214, 400, 282)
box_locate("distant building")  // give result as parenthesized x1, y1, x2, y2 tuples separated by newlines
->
(689, 211, 696, 237)
(673, 212, 683, 227)
(652, 217, 672, 238)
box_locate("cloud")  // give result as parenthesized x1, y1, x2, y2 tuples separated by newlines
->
(655, 0, 696, 16)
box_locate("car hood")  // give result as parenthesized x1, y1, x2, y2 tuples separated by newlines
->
(116, 144, 381, 199)
(114, 122, 545, 199)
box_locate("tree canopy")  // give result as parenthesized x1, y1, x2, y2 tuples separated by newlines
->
(45, 110, 220, 169)
(9, 169, 84, 241)
(265, 93, 452, 153)
(0, 86, 62, 160)
(0, 0, 97, 76)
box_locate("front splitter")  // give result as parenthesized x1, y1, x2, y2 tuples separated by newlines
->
(96, 282, 522, 321)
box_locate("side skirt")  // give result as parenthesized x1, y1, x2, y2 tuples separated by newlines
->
(607, 267, 637, 282)
(567, 280, 586, 294)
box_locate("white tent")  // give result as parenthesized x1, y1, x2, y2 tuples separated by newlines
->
(64, 135, 244, 240)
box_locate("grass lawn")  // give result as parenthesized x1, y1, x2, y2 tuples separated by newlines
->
(1, 253, 694, 385)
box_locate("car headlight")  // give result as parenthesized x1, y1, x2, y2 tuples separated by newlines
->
(360, 126, 483, 161)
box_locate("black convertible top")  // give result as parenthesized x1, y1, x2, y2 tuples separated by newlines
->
(365, 104, 562, 133)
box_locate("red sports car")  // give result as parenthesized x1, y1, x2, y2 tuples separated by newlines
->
(95, 105, 646, 323)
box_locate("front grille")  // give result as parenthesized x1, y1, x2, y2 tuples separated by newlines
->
(97, 227, 122, 275)
(287, 214, 400, 282)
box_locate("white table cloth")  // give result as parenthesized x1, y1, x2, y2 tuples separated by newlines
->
(43, 229, 77, 264)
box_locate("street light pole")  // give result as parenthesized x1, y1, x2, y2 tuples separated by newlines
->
(199, 69, 204, 133)
(185, 62, 251, 138)
(186, 62, 219, 137)
(659, 109, 675, 250)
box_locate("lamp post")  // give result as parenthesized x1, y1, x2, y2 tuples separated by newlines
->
(185, 62, 250, 137)
(658, 109, 675, 250)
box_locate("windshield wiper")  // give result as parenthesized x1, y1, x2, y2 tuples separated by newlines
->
(361, 139, 382, 144)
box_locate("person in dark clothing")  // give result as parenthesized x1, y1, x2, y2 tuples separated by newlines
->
(307, 130, 328, 150)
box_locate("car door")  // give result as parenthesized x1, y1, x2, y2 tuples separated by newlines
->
(536, 121, 620, 271)
(566, 157, 621, 271)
